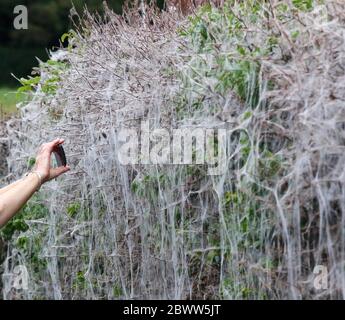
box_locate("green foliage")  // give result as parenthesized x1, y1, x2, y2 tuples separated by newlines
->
(113, 284, 123, 297)
(67, 202, 81, 218)
(178, 3, 264, 115)
(61, 30, 78, 52)
(131, 173, 167, 202)
(292, 0, 314, 11)
(0, 196, 48, 241)
(0, 211, 29, 241)
(221, 273, 269, 299)
(17, 76, 41, 94)
(258, 150, 283, 179)
(218, 59, 260, 106)
(17, 59, 68, 96)
(1, 196, 49, 281)
(74, 271, 86, 289)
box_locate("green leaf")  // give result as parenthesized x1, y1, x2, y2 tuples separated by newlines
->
(61, 32, 70, 43)
(292, 0, 314, 11)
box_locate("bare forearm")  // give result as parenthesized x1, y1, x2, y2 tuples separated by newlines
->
(0, 180, 22, 196)
(0, 174, 40, 227)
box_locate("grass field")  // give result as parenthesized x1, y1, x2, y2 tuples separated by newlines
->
(0, 87, 23, 117)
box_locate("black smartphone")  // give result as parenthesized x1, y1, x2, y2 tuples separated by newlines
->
(53, 144, 67, 167)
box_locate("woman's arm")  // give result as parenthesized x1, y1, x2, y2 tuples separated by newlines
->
(0, 138, 70, 228)
(0, 173, 41, 227)
(0, 180, 22, 196)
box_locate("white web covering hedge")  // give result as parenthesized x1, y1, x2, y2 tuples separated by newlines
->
(2, 1, 345, 299)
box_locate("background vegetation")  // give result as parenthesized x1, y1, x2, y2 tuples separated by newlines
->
(0, 0, 127, 88)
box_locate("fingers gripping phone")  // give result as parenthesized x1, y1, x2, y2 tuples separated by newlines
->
(53, 145, 67, 167)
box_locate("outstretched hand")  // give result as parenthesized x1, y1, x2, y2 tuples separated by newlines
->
(34, 138, 70, 183)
